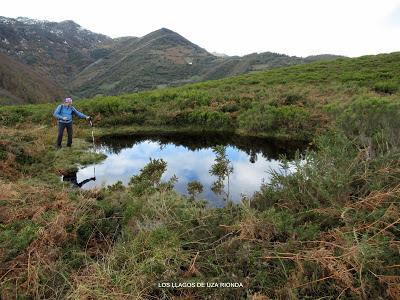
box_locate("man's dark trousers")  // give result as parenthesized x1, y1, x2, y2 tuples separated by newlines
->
(57, 122, 73, 147)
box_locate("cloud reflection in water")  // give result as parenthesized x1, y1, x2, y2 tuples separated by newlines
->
(77, 140, 294, 206)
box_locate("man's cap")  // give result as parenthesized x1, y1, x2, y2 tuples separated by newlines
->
(64, 97, 72, 103)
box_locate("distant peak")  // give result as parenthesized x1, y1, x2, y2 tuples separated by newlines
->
(145, 27, 178, 38)
(156, 27, 175, 34)
(60, 20, 78, 24)
(139, 27, 184, 43)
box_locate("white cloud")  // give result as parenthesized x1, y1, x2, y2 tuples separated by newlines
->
(387, 5, 400, 27)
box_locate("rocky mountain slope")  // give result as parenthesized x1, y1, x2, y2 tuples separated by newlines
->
(70, 28, 217, 96)
(0, 16, 343, 102)
(0, 16, 111, 84)
(0, 53, 63, 104)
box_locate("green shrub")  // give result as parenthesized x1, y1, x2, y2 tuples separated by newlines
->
(129, 158, 171, 196)
(282, 91, 304, 104)
(238, 104, 312, 138)
(186, 110, 232, 128)
(373, 81, 398, 94)
(251, 132, 358, 211)
(338, 97, 400, 147)
(187, 181, 203, 199)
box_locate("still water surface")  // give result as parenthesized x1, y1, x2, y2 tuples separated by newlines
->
(75, 132, 305, 206)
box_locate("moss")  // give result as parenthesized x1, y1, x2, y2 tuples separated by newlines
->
(52, 138, 107, 173)
(0, 220, 42, 260)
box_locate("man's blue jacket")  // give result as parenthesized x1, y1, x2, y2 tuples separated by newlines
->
(53, 104, 88, 124)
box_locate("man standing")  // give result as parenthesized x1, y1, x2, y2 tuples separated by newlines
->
(53, 97, 91, 148)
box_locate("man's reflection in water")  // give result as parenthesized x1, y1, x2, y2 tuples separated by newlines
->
(63, 170, 96, 188)
(249, 150, 258, 164)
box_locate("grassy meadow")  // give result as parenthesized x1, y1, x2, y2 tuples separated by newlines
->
(0, 52, 399, 299)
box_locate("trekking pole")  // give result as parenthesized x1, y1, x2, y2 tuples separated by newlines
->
(89, 117, 96, 179)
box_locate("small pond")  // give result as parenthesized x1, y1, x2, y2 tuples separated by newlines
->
(71, 132, 306, 207)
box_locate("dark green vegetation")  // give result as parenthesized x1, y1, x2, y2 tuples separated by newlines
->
(96, 131, 305, 159)
(0, 52, 399, 299)
(209, 146, 234, 200)
(0, 16, 342, 102)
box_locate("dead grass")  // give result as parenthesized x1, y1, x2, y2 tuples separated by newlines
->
(258, 186, 400, 299)
(0, 181, 74, 295)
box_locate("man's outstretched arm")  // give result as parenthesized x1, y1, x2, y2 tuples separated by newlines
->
(77, 177, 96, 188)
(72, 106, 89, 119)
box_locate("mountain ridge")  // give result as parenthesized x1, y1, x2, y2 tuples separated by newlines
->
(0, 16, 345, 103)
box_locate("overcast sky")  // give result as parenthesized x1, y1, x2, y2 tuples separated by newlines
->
(2, 0, 400, 57)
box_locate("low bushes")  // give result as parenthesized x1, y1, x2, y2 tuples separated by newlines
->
(338, 96, 400, 148)
(373, 81, 398, 94)
(237, 104, 316, 139)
